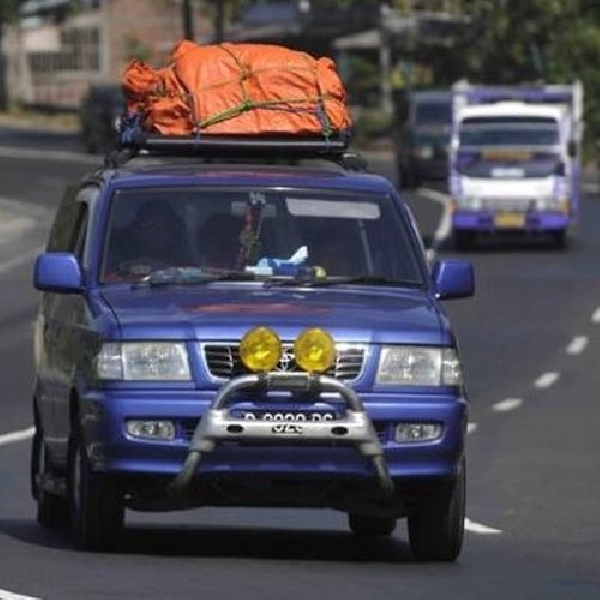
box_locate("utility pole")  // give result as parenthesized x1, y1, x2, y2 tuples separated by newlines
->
(182, 0, 194, 40)
(214, 0, 225, 42)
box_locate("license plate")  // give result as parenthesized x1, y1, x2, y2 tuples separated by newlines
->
(494, 212, 525, 228)
(235, 410, 338, 422)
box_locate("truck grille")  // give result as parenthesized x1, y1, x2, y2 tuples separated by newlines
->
(481, 197, 534, 212)
(201, 343, 367, 382)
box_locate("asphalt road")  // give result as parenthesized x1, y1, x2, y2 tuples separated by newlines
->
(0, 126, 599, 599)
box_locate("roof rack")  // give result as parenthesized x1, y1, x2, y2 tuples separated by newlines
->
(104, 131, 368, 171)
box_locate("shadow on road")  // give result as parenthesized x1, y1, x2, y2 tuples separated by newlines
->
(0, 517, 417, 562)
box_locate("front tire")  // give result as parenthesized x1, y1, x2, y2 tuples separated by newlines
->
(31, 418, 70, 529)
(348, 514, 396, 537)
(407, 458, 466, 562)
(68, 427, 124, 551)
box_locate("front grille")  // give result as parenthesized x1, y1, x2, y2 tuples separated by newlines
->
(480, 197, 533, 212)
(201, 343, 367, 382)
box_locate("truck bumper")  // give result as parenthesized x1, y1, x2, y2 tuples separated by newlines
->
(452, 210, 570, 232)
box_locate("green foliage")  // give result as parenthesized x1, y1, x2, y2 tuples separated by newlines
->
(428, 0, 600, 158)
(353, 108, 393, 144)
(124, 36, 152, 63)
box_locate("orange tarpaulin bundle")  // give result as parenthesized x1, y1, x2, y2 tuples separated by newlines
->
(121, 40, 352, 137)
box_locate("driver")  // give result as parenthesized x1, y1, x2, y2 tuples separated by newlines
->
(105, 199, 192, 277)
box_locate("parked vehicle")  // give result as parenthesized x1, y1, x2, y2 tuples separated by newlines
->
(449, 80, 584, 250)
(31, 131, 474, 560)
(78, 84, 124, 153)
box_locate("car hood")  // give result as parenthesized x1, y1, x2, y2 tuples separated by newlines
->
(98, 285, 448, 345)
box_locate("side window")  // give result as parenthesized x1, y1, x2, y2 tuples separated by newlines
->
(46, 185, 98, 260)
(46, 186, 79, 252)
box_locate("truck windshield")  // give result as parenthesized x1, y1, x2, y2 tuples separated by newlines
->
(415, 100, 452, 126)
(100, 187, 425, 286)
(455, 149, 564, 178)
(458, 116, 560, 147)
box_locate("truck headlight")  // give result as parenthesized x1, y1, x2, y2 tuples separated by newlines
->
(416, 145, 433, 159)
(96, 342, 191, 381)
(376, 346, 462, 386)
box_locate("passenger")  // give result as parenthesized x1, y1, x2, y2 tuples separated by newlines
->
(199, 213, 244, 270)
(106, 199, 192, 276)
(310, 227, 359, 277)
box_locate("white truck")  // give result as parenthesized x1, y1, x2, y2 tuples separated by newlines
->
(448, 80, 584, 250)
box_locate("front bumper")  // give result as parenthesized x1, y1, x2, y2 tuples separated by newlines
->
(452, 210, 570, 232)
(81, 374, 467, 508)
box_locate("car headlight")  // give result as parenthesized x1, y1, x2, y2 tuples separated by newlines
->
(96, 342, 191, 381)
(376, 346, 462, 386)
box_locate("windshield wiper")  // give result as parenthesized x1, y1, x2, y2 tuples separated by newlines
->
(132, 268, 256, 288)
(264, 275, 423, 288)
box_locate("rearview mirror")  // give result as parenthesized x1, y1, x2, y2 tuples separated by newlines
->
(34, 253, 83, 294)
(431, 259, 474, 300)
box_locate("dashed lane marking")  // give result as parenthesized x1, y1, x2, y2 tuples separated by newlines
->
(592, 308, 600, 323)
(566, 335, 588, 355)
(464, 518, 502, 534)
(534, 372, 560, 389)
(467, 422, 477, 434)
(0, 589, 40, 600)
(0, 427, 34, 447)
(492, 398, 522, 413)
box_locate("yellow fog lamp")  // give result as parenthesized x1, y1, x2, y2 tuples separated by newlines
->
(239, 326, 282, 372)
(294, 327, 335, 373)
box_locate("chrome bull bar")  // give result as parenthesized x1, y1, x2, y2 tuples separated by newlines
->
(169, 372, 393, 495)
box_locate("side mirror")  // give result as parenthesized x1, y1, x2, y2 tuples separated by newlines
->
(432, 259, 474, 300)
(567, 140, 577, 158)
(34, 253, 83, 294)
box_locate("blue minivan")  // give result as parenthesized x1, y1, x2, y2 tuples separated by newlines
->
(31, 134, 474, 560)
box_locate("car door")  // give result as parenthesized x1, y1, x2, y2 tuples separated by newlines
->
(39, 185, 96, 459)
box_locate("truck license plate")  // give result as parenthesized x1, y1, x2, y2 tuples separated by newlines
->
(494, 212, 525, 228)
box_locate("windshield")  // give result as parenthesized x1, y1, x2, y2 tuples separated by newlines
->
(415, 100, 452, 126)
(458, 116, 560, 147)
(455, 149, 563, 178)
(100, 187, 424, 286)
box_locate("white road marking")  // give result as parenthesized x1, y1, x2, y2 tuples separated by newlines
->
(0, 589, 40, 600)
(464, 518, 502, 534)
(0, 144, 99, 165)
(566, 335, 588, 355)
(0, 247, 44, 276)
(581, 182, 598, 194)
(534, 372, 560, 389)
(492, 398, 522, 412)
(467, 422, 477, 434)
(592, 308, 600, 323)
(0, 427, 35, 446)
(418, 186, 452, 246)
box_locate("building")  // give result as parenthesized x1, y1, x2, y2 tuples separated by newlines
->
(2, 0, 212, 110)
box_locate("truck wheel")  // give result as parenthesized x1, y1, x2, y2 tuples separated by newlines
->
(31, 422, 70, 529)
(68, 427, 124, 551)
(408, 458, 465, 562)
(551, 230, 568, 250)
(348, 514, 397, 537)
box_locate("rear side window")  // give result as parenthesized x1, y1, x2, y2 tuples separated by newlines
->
(47, 185, 96, 255)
